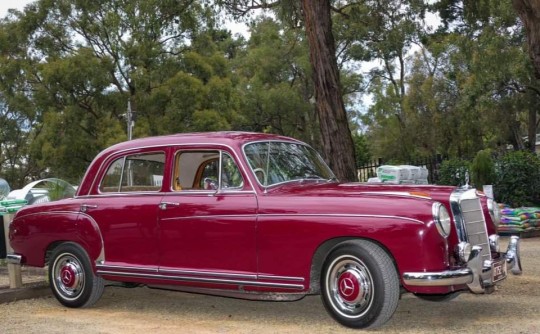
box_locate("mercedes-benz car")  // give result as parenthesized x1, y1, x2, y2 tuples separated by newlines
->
(8, 132, 522, 329)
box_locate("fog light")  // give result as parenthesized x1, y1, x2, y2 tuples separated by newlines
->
(457, 242, 472, 263)
(489, 234, 500, 252)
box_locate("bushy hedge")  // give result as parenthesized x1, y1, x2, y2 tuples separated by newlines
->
(436, 150, 540, 207)
(494, 151, 540, 207)
(438, 158, 470, 186)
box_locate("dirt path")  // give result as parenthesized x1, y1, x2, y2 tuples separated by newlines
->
(1, 237, 539, 334)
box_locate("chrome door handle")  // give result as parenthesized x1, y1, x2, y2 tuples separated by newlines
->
(159, 202, 180, 210)
(80, 204, 98, 213)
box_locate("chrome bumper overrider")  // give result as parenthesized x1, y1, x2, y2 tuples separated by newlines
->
(403, 236, 522, 293)
(6, 254, 22, 265)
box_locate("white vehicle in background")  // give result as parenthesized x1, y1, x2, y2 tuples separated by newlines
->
(8, 178, 76, 205)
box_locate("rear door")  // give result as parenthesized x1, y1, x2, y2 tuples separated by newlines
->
(80, 150, 165, 271)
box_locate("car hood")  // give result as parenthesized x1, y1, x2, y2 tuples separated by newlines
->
(266, 181, 457, 202)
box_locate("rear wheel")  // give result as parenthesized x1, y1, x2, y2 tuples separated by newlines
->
(321, 240, 400, 329)
(49, 242, 104, 308)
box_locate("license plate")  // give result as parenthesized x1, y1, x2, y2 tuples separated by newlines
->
(492, 259, 507, 282)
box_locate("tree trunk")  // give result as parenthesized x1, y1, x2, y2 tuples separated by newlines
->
(513, 0, 540, 79)
(300, 0, 357, 181)
(513, 0, 539, 152)
(529, 89, 538, 152)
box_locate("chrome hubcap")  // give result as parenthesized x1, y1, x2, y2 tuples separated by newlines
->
(53, 254, 85, 299)
(327, 255, 373, 317)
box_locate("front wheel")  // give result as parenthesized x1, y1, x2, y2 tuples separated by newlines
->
(321, 240, 400, 329)
(49, 242, 104, 308)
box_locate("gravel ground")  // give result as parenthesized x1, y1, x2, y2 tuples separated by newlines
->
(0, 236, 539, 334)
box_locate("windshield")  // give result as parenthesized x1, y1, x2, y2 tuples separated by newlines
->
(244, 141, 336, 187)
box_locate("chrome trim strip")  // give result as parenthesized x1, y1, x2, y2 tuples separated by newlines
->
(160, 214, 257, 222)
(77, 193, 166, 199)
(7, 254, 22, 264)
(260, 213, 425, 225)
(159, 268, 257, 279)
(257, 274, 305, 282)
(96, 270, 305, 290)
(96, 264, 158, 273)
(358, 191, 432, 199)
(403, 269, 473, 287)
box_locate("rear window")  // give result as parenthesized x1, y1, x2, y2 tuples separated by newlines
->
(100, 152, 165, 193)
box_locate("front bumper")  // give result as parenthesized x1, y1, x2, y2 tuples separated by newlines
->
(403, 236, 522, 293)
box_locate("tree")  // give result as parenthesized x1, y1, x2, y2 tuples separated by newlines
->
(218, 0, 357, 181)
(434, 0, 540, 152)
(300, 0, 357, 181)
(0, 0, 240, 182)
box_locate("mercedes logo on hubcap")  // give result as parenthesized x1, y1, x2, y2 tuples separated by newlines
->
(339, 277, 355, 297)
(62, 270, 72, 285)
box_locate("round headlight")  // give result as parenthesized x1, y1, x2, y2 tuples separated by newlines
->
(432, 202, 451, 238)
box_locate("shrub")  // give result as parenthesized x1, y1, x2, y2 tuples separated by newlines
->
(437, 158, 470, 186)
(494, 151, 540, 207)
(470, 149, 496, 189)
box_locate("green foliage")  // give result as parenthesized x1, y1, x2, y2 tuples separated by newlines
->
(494, 151, 540, 207)
(470, 149, 496, 188)
(437, 158, 470, 186)
(352, 133, 371, 167)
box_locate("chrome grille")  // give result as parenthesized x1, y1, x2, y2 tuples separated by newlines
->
(450, 189, 491, 264)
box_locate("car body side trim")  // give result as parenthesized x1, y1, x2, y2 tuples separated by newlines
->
(96, 270, 305, 290)
(257, 274, 305, 282)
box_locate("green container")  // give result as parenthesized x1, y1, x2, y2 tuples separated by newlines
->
(0, 199, 27, 215)
(0, 199, 27, 207)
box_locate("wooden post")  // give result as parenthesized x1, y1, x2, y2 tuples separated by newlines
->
(3, 214, 22, 289)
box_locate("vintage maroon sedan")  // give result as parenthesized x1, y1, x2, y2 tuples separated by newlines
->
(8, 132, 522, 329)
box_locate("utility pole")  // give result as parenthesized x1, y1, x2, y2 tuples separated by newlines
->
(127, 99, 134, 141)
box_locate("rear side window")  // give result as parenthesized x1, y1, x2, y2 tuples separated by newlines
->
(100, 152, 165, 193)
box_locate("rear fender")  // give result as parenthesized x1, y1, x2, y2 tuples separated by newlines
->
(9, 212, 104, 268)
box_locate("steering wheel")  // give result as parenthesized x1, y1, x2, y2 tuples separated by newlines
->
(252, 168, 267, 185)
(203, 177, 218, 190)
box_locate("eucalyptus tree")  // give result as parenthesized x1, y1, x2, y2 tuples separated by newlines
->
(0, 0, 238, 181)
(334, 0, 429, 161)
(218, 0, 358, 181)
(434, 0, 539, 152)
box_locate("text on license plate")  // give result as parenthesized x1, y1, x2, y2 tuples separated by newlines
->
(492, 260, 507, 282)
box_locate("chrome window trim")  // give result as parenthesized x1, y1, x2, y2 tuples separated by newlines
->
(170, 149, 247, 193)
(95, 150, 167, 195)
(88, 143, 256, 195)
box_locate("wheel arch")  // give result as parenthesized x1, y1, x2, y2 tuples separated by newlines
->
(308, 237, 399, 294)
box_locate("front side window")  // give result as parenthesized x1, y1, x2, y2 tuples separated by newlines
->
(100, 152, 165, 193)
(244, 142, 335, 187)
(173, 150, 244, 191)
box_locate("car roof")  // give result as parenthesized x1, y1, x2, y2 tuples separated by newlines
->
(104, 131, 301, 153)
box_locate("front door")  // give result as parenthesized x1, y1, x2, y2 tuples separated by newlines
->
(158, 149, 258, 280)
